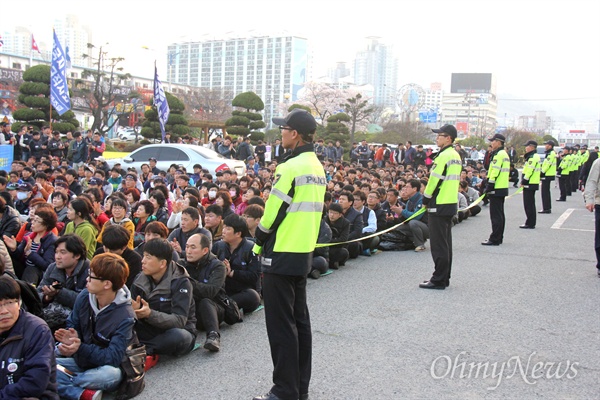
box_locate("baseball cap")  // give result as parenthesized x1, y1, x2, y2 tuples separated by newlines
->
(149, 157, 157, 162)
(6, 183, 18, 191)
(488, 133, 506, 142)
(272, 109, 317, 135)
(95, 156, 106, 162)
(89, 177, 102, 186)
(125, 173, 137, 180)
(543, 140, 556, 146)
(17, 182, 33, 191)
(523, 140, 538, 147)
(55, 181, 69, 189)
(431, 124, 457, 139)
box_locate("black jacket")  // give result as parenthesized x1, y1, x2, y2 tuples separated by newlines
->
(212, 238, 260, 294)
(343, 206, 364, 240)
(130, 261, 197, 337)
(0, 311, 58, 399)
(0, 205, 21, 238)
(37, 259, 90, 309)
(167, 226, 212, 259)
(180, 252, 226, 301)
(325, 216, 350, 249)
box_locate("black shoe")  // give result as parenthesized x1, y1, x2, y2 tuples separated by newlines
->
(309, 270, 321, 279)
(329, 262, 339, 270)
(204, 331, 220, 352)
(538, 210, 551, 214)
(300, 394, 309, 400)
(556, 198, 566, 202)
(597, 269, 600, 278)
(419, 280, 445, 290)
(481, 239, 501, 246)
(519, 225, 535, 229)
(253, 392, 282, 400)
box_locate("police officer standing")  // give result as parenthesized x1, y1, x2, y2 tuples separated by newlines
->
(520, 140, 541, 228)
(539, 140, 557, 213)
(557, 147, 570, 202)
(419, 124, 461, 290)
(482, 134, 510, 245)
(253, 109, 326, 400)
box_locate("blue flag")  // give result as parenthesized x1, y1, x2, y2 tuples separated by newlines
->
(50, 30, 71, 116)
(153, 64, 170, 140)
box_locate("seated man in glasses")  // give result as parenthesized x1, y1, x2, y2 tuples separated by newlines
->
(54, 253, 135, 400)
(0, 274, 58, 399)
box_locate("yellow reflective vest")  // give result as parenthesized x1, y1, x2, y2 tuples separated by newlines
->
(541, 149, 557, 179)
(423, 144, 462, 216)
(487, 148, 510, 196)
(522, 151, 541, 189)
(253, 143, 326, 275)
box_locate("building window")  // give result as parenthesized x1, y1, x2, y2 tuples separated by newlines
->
(12, 63, 22, 70)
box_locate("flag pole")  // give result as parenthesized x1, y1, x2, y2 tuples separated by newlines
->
(29, 34, 33, 69)
(49, 103, 53, 131)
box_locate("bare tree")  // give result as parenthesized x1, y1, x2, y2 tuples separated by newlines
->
(183, 87, 233, 122)
(77, 43, 131, 135)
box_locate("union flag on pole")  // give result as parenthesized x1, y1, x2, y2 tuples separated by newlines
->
(32, 34, 41, 53)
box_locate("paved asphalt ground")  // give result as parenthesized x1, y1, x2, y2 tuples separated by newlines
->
(133, 186, 599, 400)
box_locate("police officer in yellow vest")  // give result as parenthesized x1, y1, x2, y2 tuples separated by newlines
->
(571, 144, 582, 193)
(539, 140, 557, 214)
(419, 124, 461, 290)
(578, 145, 590, 190)
(482, 133, 510, 246)
(520, 140, 541, 228)
(557, 147, 571, 201)
(253, 109, 326, 400)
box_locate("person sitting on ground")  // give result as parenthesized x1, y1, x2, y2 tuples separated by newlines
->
(459, 180, 482, 217)
(37, 235, 89, 331)
(390, 179, 429, 252)
(310, 217, 332, 279)
(148, 190, 169, 226)
(96, 198, 135, 250)
(212, 214, 261, 313)
(509, 163, 519, 188)
(95, 224, 142, 288)
(168, 206, 212, 260)
(337, 191, 363, 259)
(352, 190, 378, 256)
(132, 200, 157, 247)
(63, 197, 99, 261)
(242, 204, 264, 239)
(131, 238, 197, 365)
(135, 221, 179, 263)
(0, 275, 59, 399)
(204, 204, 224, 242)
(4, 207, 58, 285)
(179, 233, 226, 352)
(324, 203, 350, 269)
(54, 253, 135, 400)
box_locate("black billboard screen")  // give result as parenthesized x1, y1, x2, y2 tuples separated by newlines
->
(450, 73, 492, 93)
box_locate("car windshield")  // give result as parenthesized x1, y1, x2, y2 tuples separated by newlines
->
(191, 146, 226, 160)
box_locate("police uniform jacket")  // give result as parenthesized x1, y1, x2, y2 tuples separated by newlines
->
(254, 143, 326, 276)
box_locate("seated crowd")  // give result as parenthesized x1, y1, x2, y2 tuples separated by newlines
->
(0, 143, 486, 399)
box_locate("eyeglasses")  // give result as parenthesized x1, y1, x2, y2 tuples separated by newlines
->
(0, 299, 19, 310)
(278, 126, 294, 132)
(87, 269, 105, 281)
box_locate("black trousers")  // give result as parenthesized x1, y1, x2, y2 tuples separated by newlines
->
(428, 214, 453, 285)
(523, 189, 537, 227)
(566, 172, 573, 195)
(571, 168, 580, 192)
(230, 288, 261, 313)
(195, 298, 224, 333)
(558, 175, 569, 200)
(488, 196, 506, 243)
(263, 273, 311, 400)
(540, 178, 553, 211)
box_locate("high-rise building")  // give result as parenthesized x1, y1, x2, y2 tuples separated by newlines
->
(353, 37, 398, 110)
(53, 14, 93, 68)
(168, 35, 308, 127)
(328, 61, 351, 84)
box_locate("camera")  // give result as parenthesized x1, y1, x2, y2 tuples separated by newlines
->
(52, 282, 63, 290)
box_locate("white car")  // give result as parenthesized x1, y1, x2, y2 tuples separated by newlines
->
(119, 132, 142, 142)
(107, 144, 247, 177)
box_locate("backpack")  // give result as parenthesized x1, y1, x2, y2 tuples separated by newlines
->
(17, 279, 44, 318)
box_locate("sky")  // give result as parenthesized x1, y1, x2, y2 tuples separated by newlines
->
(7, 0, 600, 125)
